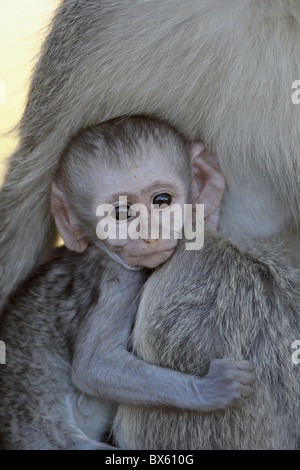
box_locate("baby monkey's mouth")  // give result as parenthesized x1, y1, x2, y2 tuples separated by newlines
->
(125, 246, 177, 269)
(145, 247, 176, 256)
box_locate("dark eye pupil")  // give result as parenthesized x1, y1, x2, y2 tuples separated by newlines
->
(153, 193, 172, 206)
(115, 205, 131, 221)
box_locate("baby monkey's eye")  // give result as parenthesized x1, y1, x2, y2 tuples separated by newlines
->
(114, 205, 133, 221)
(153, 193, 173, 207)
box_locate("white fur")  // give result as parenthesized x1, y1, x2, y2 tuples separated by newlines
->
(1, 0, 300, 306)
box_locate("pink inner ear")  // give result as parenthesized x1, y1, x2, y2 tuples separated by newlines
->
(60, 202, 70, 226)
(201, 170, 225, 214)
(51, 182, 88, 253)
(190, 142, 225, 221)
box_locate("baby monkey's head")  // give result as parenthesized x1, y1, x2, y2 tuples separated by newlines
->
(52, 116, 224, 268)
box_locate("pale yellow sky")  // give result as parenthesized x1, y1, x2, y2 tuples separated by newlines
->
(0, 0, 59, 184)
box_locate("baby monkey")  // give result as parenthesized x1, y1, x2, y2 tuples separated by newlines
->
(0, 117, 256, 450)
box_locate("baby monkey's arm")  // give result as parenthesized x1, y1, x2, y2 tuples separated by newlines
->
(71, 291, 256, 411)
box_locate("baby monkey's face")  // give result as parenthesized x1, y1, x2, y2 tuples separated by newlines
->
(51, 139, 224, 267)
(95, 156, 188, 268)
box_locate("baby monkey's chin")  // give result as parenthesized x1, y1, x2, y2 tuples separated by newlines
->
(125, 247, 176, 269)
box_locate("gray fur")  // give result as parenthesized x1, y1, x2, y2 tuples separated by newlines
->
(113, 229, 300, 449)
(0, 243, 256, 450)
(0, 246, 136, 449)
(0, 115, 258, 449)
(1, 1, 300, 309)
(0, 247, 118, 449)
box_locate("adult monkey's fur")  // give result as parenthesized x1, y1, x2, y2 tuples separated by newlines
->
(0, 1, 300, 305)
(113, 231, 300, 449)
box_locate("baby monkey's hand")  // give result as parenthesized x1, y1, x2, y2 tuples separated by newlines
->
(200, 359, 257, 411)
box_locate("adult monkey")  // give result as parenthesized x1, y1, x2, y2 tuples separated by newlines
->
(0, 1, 300, 304)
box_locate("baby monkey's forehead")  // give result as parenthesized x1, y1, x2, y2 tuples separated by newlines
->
(92, 166, 186, 202)
(98, 144, 189, 179)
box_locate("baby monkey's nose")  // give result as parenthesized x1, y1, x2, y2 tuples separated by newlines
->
(143, 239, 159, 246)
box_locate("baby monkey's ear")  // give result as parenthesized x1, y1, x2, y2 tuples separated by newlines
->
(51, 182, 88, 253)
(190, 142, 225, 230)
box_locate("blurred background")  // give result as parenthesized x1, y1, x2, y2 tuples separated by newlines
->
(0, 0, 59, 185)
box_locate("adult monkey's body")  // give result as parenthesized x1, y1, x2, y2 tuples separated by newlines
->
(1, 1, 300, 308)
(113, 231, 300, 449)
